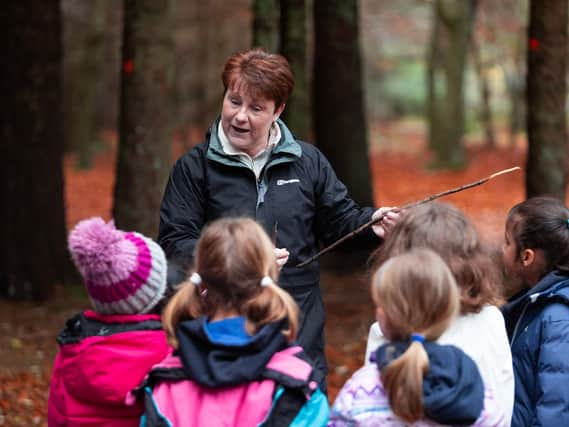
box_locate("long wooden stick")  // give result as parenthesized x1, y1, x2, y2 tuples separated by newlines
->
(296, 166, 521, 268)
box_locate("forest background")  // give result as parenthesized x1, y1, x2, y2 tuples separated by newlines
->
(1, 0, 568, 425)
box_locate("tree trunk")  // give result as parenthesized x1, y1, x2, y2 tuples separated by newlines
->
(505, 33, 526, 147)
(427, 0, 477, 169)
(313, 0, 373, 207)
(427, 6, 443, 158)
(280, 0, 310, 140)
(0, 0, 68, 300)
(94, 1, 123, 132)
(252, 0, 279, 51)
(471, 37, 495, 149)
(62, 0, 107, 168)
(525, 0, 568, 200)
(113, 0, 175, 237)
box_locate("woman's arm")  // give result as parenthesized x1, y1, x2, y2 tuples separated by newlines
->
(158, 150, 208, 268)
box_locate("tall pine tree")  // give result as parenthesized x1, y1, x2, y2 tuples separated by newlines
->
(525, 0, 568, 200)
(280, 0, 310, 140)
(113, 0, 175, 237)
(313, 0, 372, 206)
(1, 0, 68, 300)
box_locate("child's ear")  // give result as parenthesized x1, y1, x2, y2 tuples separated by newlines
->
(521, 248, 536, 267)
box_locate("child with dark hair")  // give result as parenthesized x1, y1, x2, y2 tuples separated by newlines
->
(48, 217, 171, 426)
(330, 249, 505, 426)
(140, 217, 328, 426)
(365, 202, 514, 424)
(501, 196, 569, 427)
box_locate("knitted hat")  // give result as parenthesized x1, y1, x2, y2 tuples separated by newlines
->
(68, 217, 167, 315)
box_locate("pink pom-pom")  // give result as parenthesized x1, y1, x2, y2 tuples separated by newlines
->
(68, 217, 125, 277)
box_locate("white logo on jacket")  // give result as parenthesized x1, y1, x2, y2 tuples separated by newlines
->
(277, 179, 300, 186)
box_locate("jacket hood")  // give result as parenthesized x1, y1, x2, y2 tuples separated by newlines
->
(56, 312, 169, 407)
(376, 341, 484, 425)
(502, 271, 569, 333)
(176, 316, 289, 388)
(205, 118, 301, 167)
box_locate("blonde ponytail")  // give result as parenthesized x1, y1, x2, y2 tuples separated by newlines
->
(371, 249, 460, 423)
(381, 341, 429, 423)
(242, 280, 299, 341)
(161, 280, 202, 348)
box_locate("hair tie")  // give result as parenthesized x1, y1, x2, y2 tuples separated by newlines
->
(190, 272, 202, 287)
(260, 276, 273, 287)
(410, 333, 425, 344)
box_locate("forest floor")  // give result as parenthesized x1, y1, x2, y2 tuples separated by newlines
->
(0, 122, 530, 426)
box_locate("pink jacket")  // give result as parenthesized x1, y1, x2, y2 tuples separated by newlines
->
(140, 346, 329, 427)
(48, 310, 170, 427)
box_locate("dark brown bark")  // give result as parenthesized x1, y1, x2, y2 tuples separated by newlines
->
(113, 0, 175, 237)
(0, 0, 68, 300)
(313, 0, 373, 206)
(280, 0, 310, 140)
(525, 0, 568, 200)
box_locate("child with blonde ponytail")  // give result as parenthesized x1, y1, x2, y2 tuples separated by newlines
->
(329, 249, 506, 426)
(137, 217, 328, 427)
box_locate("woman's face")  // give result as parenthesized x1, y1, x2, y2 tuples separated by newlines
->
(221, 85, 284, 157)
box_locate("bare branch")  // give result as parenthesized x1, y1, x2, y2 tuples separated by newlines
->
(296, 166, 521, 268)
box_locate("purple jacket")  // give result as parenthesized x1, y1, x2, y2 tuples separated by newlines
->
(48, 310, 170, 426)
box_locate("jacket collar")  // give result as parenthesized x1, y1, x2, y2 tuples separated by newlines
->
(503, 271, 569, 317)
(175, 316, 289, 388)
(206, 118, 301, 168)
(57, 311, 163, 345)
(502, 271, 569, 339)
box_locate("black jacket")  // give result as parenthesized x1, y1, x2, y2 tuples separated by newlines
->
(158, 119, 380, 385)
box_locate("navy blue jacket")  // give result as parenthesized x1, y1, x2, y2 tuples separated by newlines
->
(502, 271, 569, 427)
(375, 342, 485, 425)
(158, 119, 379, 386)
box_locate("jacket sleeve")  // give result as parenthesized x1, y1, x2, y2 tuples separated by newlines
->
(328, 365, 386, 426)
(47, 352, 66, 426)
(532, 305, 569, 427)
(328, 380, 357, 427)
(311, 149, 380, 249)
(158, 149, 207, 268)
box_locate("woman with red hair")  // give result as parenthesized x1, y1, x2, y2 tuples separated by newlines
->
(158, 48, 398, 390)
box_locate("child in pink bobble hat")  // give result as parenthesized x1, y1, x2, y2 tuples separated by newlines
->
(48, 217, 171, 427)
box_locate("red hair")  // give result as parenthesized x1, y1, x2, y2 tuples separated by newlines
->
(222, 48, 294, 110)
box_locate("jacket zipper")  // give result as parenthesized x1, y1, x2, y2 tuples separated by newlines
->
(510, 292, 540, 347)
(255, 163, 272, 215)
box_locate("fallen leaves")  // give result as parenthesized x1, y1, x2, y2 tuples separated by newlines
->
(0, 371, 50, 426)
